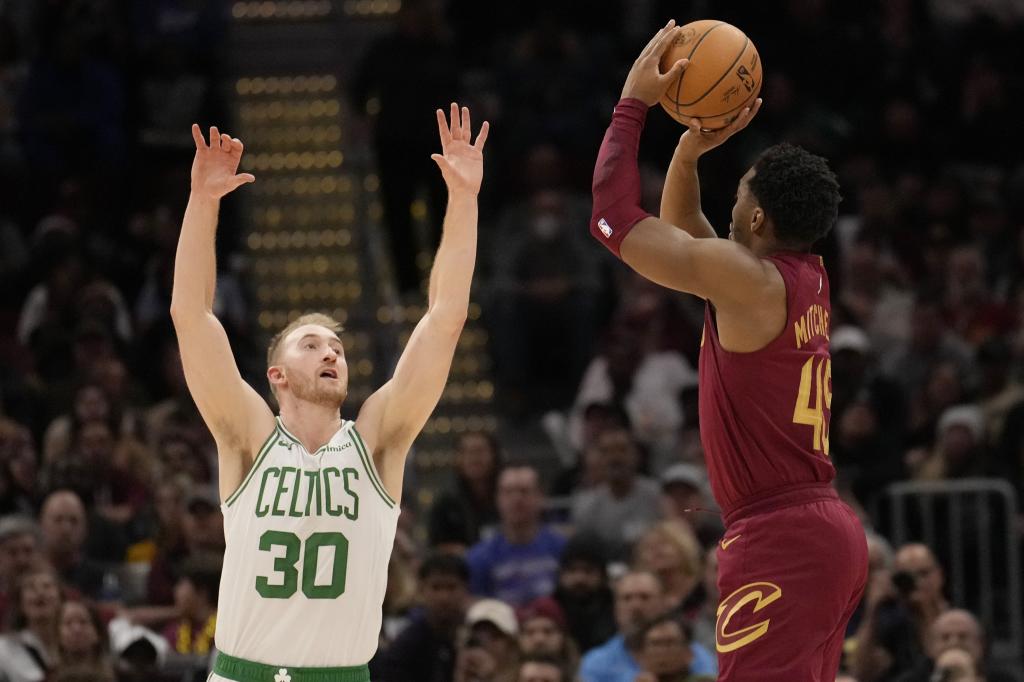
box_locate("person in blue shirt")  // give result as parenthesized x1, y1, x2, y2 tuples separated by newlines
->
(467, 464, 565, 607)
(579, 571, 716, 682)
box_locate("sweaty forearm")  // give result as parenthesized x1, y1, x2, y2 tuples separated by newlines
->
(171, 193, 219, 315)
(589, 98, 653, 257)
(662, 145, 716, 238)
(427, 192, 477, 326)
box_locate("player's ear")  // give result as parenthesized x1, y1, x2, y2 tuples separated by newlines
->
(750, 207, 766, 235)
(267, 365, 285, 389)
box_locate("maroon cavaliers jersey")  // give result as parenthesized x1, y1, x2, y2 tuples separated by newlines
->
(698, 251, 836, 517)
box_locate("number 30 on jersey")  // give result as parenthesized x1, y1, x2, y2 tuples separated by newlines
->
(792, 355, 831, 456)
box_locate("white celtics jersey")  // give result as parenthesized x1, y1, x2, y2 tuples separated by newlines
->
(216, 417, 399, 666)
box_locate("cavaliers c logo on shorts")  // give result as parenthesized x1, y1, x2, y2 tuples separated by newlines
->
(715, 581, 783, 653)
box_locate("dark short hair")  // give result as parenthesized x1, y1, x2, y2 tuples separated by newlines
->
(175, 553, 223, 606)
(629, 612, 693, 651)
(748, 143, 841, 249)
(518, 653, 569, 682)
(418, 552, 470, 584)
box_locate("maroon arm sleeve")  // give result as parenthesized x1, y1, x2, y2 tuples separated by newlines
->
(589, 97, 653, 258)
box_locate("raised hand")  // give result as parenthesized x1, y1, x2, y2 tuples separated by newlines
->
(190, 124, 256, 200)
(676, 97, 763, 162)
(621, 20, 689, 106)
(431, 102, 489, 196)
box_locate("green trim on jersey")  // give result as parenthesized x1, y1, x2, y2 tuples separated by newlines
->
(213, 652, 369, 682)
(276, 416, 353, 457)
(350, 427, 396, 508)
(224, 426, 279, 508)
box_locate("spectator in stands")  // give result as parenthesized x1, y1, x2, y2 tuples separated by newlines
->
(0, 516, 40, 629)
(38, 490, 105, 599)
(0, 420, 39, 516)
(550, 402, 627, 496)
(906, 405, 990, 480)
(632, 521, 703, 618)
(459, 599, 520, 682)
(930, 647, 983, 682)
(468, 464, 565, 607)
(657, 465, 722, 550)
(579, 570, 715, 682)
(571, 427, 661, 562)
(895, 609, 1015, 682)
(517, 597, 577, 671)
(55, 599, 113, 675)
(487, 187, 602, 414)
(145, 486, 224, 610)
(428, 431, 501, 551)
(371, 553, 470, 682)
(632, 613, 715, 682)
(552, 534, 615, 653)
(881, 297, 974, 399)
(568, 327, 696, 463)
(516, 653, 568, 682)
(0, 561, 63, 681)
(161, 554, 220, 660)
(975, 337, 1023, 447)
(853, 543, 948, 681)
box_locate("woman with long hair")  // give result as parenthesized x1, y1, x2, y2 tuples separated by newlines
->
(56, 599, 115, 675)
(0, 561, 64, 682)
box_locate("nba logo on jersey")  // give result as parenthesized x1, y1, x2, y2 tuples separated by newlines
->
(597, 218, 613, 238)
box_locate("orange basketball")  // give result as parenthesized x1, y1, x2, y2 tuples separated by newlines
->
(659, 20, 762, 130)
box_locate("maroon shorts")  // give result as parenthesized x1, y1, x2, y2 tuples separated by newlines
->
(715, 484, 868, 681)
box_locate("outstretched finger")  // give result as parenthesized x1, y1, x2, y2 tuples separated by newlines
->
(460, 106, 471, 140)
(640, 19, 675, 58)
(233, 173, 256, 188)
(473, 120, 490, 150)
(654, 26, 683, 59)
(728, 98, 762, 133)
(430, 153, 451, 175)
(449, 102, 461, 141)
(220, 133, 233, 149)
(209, 126, 221, 150)
(231, 137, 244, 154)
(191, 124, 207, 149)
(435, 108, 452, 147)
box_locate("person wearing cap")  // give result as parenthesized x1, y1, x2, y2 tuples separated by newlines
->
(458, 598, 521, 682)
(467, 464, 565, 607)
(370, 553, 471, 682)
(908, 405, 990, 481)
(552, 534, 616, 652)
(0, 516, 42, 629)
(518, 596, 578, 672)
(658, 464, 723, 549)
(161, 553, 221, 660)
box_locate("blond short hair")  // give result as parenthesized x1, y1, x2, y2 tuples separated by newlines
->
(634, 520, 703, 579)
(266, 313, 344, 367)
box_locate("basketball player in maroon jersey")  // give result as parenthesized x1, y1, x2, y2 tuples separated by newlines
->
(589, 21, 868, 681)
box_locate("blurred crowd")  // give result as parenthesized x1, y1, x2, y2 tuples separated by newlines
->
(3, 0, 1024, 681)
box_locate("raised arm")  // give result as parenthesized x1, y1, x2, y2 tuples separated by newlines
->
(661, 101, 762, 239)
(356, 104, 488, 498)
(589, 22, 771, 304)
(170, 125, 274, 500)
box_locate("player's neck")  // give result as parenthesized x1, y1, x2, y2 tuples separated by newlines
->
(503, 519, 540, 544)
(278, 402, 344, 453)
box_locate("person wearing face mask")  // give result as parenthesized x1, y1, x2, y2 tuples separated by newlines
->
(0, 562, 63, 682)
(488, 188, 603, 417)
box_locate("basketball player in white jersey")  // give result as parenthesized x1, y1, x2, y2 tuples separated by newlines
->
(170, 103, 488, 682)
